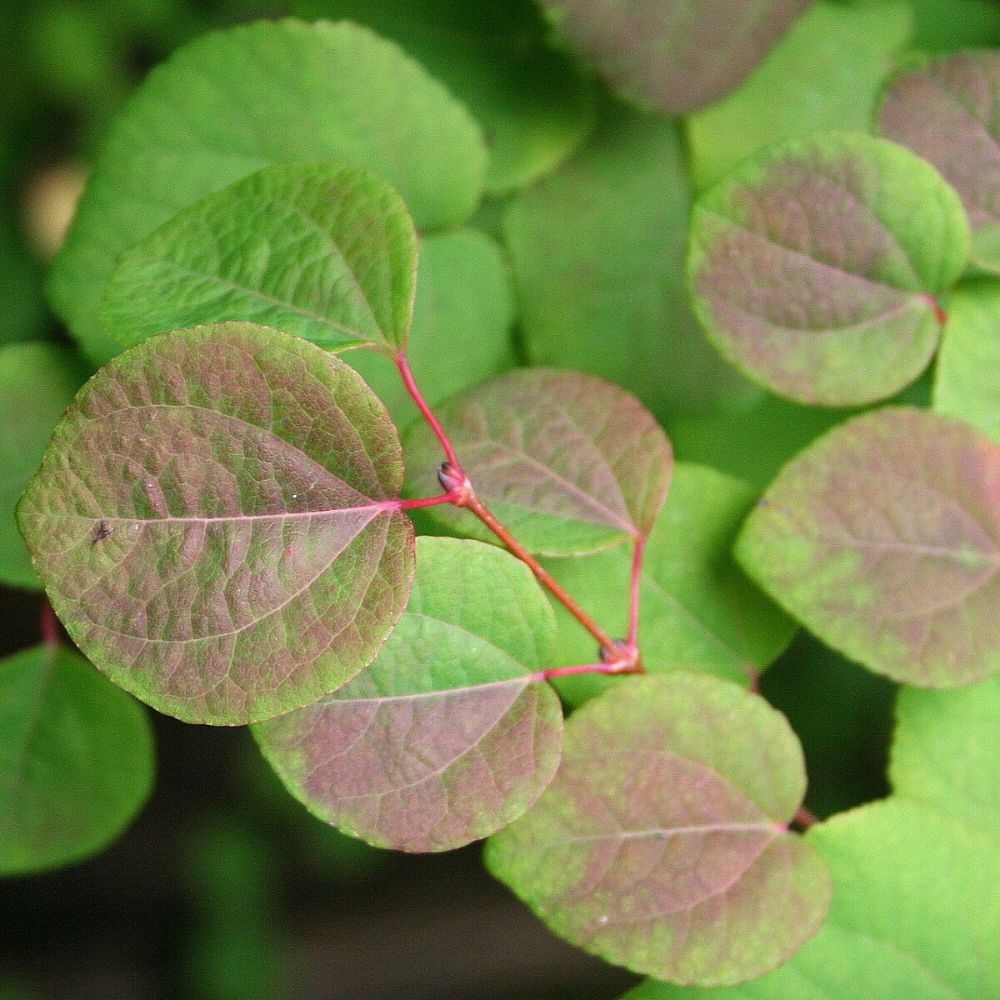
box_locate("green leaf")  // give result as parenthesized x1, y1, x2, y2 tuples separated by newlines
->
(934, 282, 1000, 443)
(542, 464, 796, 707)
(345, 228, 516, 429)
(0, 213, 47, 346)
(289, 0, 595, 194)
(486, 674, 830, 986)
(687, 1, 913, 190)
(891, 675, 1000, 836)
(880, 51, 1000, 273)
(0, 643, 154, 876)
(405, 368, 674, 555)
(254, 537, 562, 852)
(48, 18, 487, 364)
(102, 163, 419, 355)
(689, 132, 969, 405)
(908, 0, 1000, 52)
(0, 342, 90, 590)
(540, 0, 811, 114)
(621, 798, 1000, 1000)
(505, 103, 756, 422)
(737, 406, 1000, 687)
(17, 322, 415, 725)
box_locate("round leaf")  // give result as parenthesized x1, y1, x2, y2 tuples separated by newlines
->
(0, 643, 154, 876)
(543, 464, 796, 706)
(540, 0, 811, 114)
(880, 51, 1000, 273)
(405, 369, 674, 555)
(486, 674, 831, 986)
(737, 406, 1000, 687)
(688, 132, 969, 405)
(254, 537, 563, 852)
(0, 342, 90, 590)
(17, 322, 415, 725)
(102, 163, 418, 355)
(48, 18, 488, 364)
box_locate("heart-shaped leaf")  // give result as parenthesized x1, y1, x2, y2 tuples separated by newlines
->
(934, 283, 1000, 444)
(102, 163, 418, 355)
(688, 131, 969, 405)
(17, 322, 414, 725)
(540, 0, 811, 114)
(405, 369, 673, 555)
(486, 674, 831, 986)
(0, 643, 154, 876)
(880, 51, 1000, 273)
(737, 406, 1000, 687)
(48, 18, 487, 364)
(687, 1, 914, 189)
(621, 798, 999, 1000)
(0, 342, 90, 590)
(542, 464, 796, 707)
(254, 537, 563, 852)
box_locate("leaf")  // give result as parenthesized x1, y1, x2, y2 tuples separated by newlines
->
(542, 464, 796, 707)
(0, 643, 154, 876)
(880, 51, 1000, 273)
(504, 103, 757, 422)
(345, 228, 516, 429)
(737, 406, 1000, 687)
(687, 1, 913, 189)
(908, 0, 1000, 52)
(290, 0, 595, 194)
(16, 322, 415, 725)
(688, 131, 970, 405)
(621, 798, 1000, 1000)
(254, 537, 562, 852)
(0, 342, 90, 590)
(934, 282, 1000, 443)
(405, 368, 674, 555)
(891, 675, 1000, 836)
(486, 674, 831, 986)
(540, 0, 811, 114)
(48, 18, 487, 364)
(102, 163, 418, 355)
(0, 213, 47, 345)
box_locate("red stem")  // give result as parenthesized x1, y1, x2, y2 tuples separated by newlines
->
(397, 492, 462, 511)
(793, 805, 819, 831)
(537, 661, 643, 681)
(395, 354, 460, 468)
(40, 597, 60, 648)
(627, 536, 646, 649)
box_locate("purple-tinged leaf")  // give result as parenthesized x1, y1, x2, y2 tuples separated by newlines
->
(405, 369, 673, 556)
(486, 674, 830, 986)
(255, 537, 562, 852)
(880, 51, 1000, 273)
(541, 0, 811, 114)
(689, 132, 969, 405)
(17, 322, 414, 725)
(737, 406, 1000, 687)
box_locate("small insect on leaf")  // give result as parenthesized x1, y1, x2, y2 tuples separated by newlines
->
(90, 520, 114, 546)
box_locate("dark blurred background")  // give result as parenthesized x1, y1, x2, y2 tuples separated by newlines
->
(0, 3, 897, 997)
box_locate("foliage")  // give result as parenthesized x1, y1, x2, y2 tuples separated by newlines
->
(3, 0, 998, 995)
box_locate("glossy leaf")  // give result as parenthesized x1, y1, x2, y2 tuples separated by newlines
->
(486, 674, 830, 986)
(17, 322, 414, 725)
(505, 104, 756, 421)
(934, 282, 1000, 443)
(622, 798, 1000, 1000)
(689, 132, 969, 405)
(346, 229, 516, 429)
(254, 537, 562, 852)
(543, 464, 796, 706)
(102, 164, 418, 355)
(0, 643, 154, 876)
(405, 368, 673, 555)
(737, 406, 1000, 687)
(891, 675, 1000, 836)
(0, 342, 90, 590)
(687, 1, 913, 189)
(48, 18, 487, 364)
(540, 0, 811, 114)
(880, 51, 1000, 273)
(290, 0, 594, 194)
